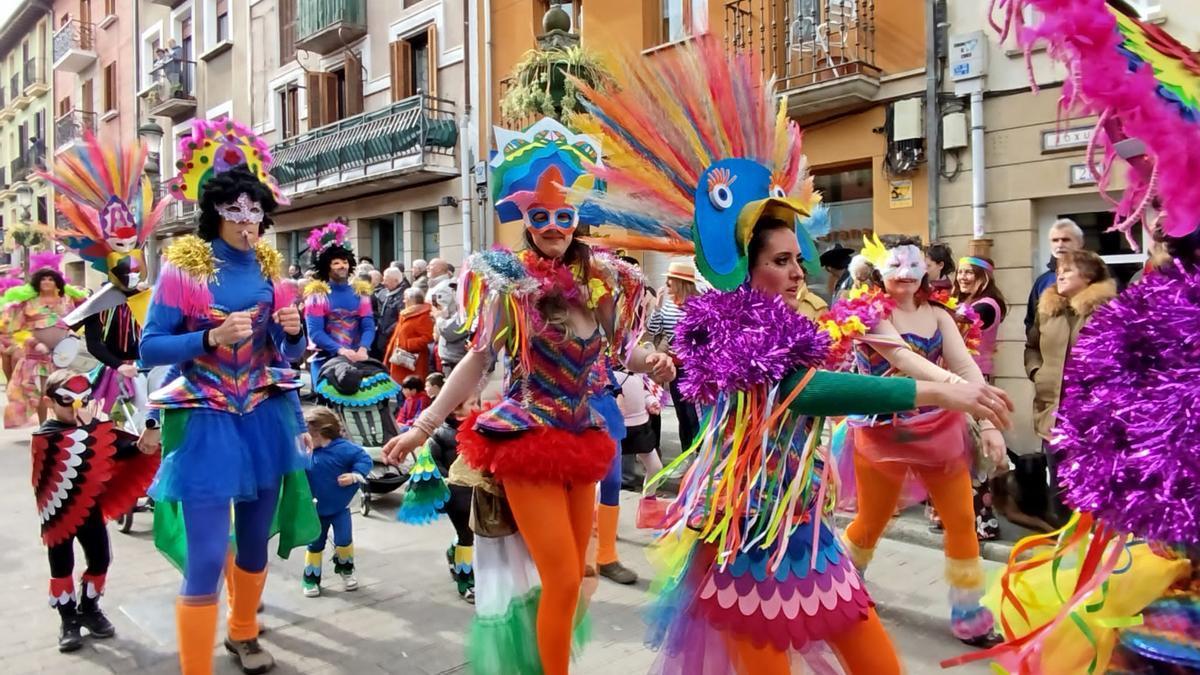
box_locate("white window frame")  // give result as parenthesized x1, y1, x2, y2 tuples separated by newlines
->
(139, 22, 164, 92)
(170, 1, 195, 61)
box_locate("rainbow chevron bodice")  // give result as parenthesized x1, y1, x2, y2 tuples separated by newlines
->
(323, 308, 361, 350)
(150, 300, 300, 414)
(474, 326, 607, 435)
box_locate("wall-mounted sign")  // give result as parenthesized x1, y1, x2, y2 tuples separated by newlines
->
(1069, 164, 1096, 187)
(1042, 127, 1094, 153)
(950, 31, 988, 81)
(889, 180, 913, 209)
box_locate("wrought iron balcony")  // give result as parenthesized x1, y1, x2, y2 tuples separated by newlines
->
(295, 0, 367, 56)
(725, 0, 880, 117)
(55, 109, 98, 152)
(141, 60, 198, 121)
(53, 19, 97, 74)
(10, 147, 45, 183)
(158, 199, 198, 235)
(270, 93, 458, 205)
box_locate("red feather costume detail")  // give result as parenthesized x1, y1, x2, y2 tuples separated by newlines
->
(457, 408, 616, 485)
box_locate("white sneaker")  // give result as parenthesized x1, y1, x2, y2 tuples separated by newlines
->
(302, 581, 320, 598)
(340, 573, 358, 592)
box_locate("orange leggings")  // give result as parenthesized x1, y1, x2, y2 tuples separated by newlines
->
(845, 450, 980, 563)
(726, 608, 902, 674)
(505, 480, 597, 675)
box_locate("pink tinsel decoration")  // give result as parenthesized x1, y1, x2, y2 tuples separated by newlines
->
(991, 0, 1200, 242)
(155, 263, 214, 318)
(273, 279, 297, 312)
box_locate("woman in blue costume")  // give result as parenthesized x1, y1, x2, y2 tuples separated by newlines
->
(142, 119, 318, 675)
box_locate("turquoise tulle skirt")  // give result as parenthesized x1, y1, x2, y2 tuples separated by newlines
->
(150, 394, 306, 506)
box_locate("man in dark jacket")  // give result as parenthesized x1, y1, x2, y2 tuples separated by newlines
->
(371, 266, 408, 360)
(1024, 218, 1084, 335)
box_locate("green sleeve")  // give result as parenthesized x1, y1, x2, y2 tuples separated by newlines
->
(780, 369, 917, 417)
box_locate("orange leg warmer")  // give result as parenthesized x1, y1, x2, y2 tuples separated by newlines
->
(176, 599, 218, 675)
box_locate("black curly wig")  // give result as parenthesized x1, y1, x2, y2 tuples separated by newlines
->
(313, 245, 356, 282)
(196, 164, 279, 241)
(30, 268, 66, 296)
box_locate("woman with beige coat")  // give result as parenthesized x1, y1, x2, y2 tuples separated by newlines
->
(1025, 249, 1116, 524)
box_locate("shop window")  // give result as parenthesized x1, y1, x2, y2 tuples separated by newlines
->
(812, 165, 874, 245)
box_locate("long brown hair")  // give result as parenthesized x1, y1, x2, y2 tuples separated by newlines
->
(954, 257, 1008, 319)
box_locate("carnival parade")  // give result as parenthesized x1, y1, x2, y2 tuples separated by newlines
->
(0, 0, 1195, 673)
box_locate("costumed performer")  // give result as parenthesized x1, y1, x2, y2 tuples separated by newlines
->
(590, 352, 640, 585)
(0, 267, 26, 380)
(33, 369, 159, 652)
(142, 118, 318, 675)
(940, 1, 1200, 672)
(831, 234, 1005, 646)
(564, 30, 1015, 674)
(36, 132, 167, 426)
(3, 252, 87, 428)
(382, 116, 675, 675)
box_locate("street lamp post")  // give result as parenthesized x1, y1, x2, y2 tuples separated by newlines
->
(14, 182, 35, 277)
(138, 120, 164, 282)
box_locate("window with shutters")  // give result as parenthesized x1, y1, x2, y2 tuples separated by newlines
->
(81, 78, 94, 113)
(390, 26, 438, 102)
(102, 63, 117, 112)
(279, 0, 296, 63)
(181, 17, 193, 61)
(278, 83, 300, 139)
(58, 96, 70, 117)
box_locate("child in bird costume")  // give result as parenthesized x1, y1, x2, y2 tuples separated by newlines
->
(141, 118, 318, 675)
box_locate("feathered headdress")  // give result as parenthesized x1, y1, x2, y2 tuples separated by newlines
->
(35, 133, 168, 275)
(167, 117, 287, 205)
(29, 250, 65, 275)
(991, 0, 1200, 244)
(490, 117, 602, 223)
(307, 220, 352, 261)
(569, 31, 822, 289)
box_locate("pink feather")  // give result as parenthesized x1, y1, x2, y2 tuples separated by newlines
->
(29, 251, 64, 274)
(155, 263, 214, 318)
(304, 292, 330, 317)
(273, 280, 297, 312)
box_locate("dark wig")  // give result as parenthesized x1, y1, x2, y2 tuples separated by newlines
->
(196, 165, 279, 241)
(314, 246, 356, 282)
(30, 268, 66, 296)
(925, 241, 956, 280)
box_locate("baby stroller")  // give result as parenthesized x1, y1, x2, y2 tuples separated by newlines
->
(314, 356, 408, 516)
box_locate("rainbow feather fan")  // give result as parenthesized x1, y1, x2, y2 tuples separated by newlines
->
(990, 0, 1200, 242)
(35, 133, 169, 271)
(167, 117, 287, 205)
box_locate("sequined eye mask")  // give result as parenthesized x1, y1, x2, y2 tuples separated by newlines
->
(216, 194, 265, 225)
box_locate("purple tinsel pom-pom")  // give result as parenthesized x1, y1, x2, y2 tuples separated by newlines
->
(674, 286, 830, 404)
(1053, 264, 1200, 545)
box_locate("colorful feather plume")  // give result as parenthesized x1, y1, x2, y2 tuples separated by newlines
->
(306, 220, 351, 259)
(168, 117, 286, 205)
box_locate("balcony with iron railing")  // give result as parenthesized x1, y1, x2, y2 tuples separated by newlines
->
(157, 199, 199, 235)
(23, 59, 49, 97)
(53, 19, 97, 74)
(140, 60, 198, 121)
(295, 0, 367, 56)
(10, 147, 46, 183)
(55, 109, 98, 152)
(270, 93, 458, 205)
(725, 0, 879, 117)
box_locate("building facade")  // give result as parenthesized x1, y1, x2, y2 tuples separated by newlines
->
(938, 0, 1193, 452)
(0, 2, 53, 271)
(250, 0, 467, 272)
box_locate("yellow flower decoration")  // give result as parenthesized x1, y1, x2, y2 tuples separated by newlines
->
(587, 277, 610, 309)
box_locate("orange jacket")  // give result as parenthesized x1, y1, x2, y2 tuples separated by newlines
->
(386, 303, 434, 382)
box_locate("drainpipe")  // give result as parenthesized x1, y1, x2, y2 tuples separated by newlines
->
(482, 0, 494, 248)
(459, 0, 474, 257)
(925, 0, 941, 241)
(970, 88, 987, 243)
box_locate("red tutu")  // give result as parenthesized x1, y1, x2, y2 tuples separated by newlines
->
(457, 408, 616, 485)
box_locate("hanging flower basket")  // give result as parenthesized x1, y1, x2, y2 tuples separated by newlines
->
(500, 45, 613, 127)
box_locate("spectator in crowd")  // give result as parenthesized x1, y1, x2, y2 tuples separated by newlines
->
(368, 270, 383, 291)
(429, 281, 468, 375)
(426, 258, 452, 290)
(288, 263, 302, 280)
(820, 244, 855, 299)
(371, 267, 407, 361)
(794, 263, 828, 321)
(164, 39, 183, 95)
(359, 256, 376, 268)
(925, 242, 956, 292)
(385, 287, 434, 383)
(647, 261, 702, 454)
(395, 375, 432, 428)
(1025, 250, 1115, 527)
(1025, 218, 1084, 335)
(410, 259, 428, 289)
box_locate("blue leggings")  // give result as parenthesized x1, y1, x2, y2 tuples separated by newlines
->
(180, 483, 281, 598)
(307, 509, 353, 552)
(599, 442, 622, 507)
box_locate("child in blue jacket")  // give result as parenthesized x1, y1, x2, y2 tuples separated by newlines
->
(303, 406, 372, 597)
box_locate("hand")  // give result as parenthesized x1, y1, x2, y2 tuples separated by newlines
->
(34, 342, 49, 354)
(117, 363, 139, 379)
(273, 305, 302, 336)
(382, 427, 427, 465)
(209, 311, 254, 346)
(138, 427, 162, 455)
(338, 347, 368, 363)
(354, 347, 369, 362)
(300, 432, 313, 454)
(980, 428, 1007, 467)
(917, 381, 1014, 430)
(644, 352, 676, 383)
(337, 473, 358, 487)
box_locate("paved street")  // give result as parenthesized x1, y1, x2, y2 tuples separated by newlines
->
(0, 413, 993, 674)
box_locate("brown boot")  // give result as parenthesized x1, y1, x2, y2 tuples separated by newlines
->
(224, 636, 276, 674)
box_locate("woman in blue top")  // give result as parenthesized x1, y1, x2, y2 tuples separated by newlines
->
(302, 406, 373, 598)
(143, 119, 318, 675)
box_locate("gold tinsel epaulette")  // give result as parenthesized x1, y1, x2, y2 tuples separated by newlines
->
(352, 279, 374, 296)
(163, 235, 215, 279)
(303, 279, 331, 298)
(254, 240, 284, 281)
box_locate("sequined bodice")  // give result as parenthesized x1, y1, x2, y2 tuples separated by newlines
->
(854, 329, 944, 376)
(474, 327, 606, 434)
(324, 309, 362, 351)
